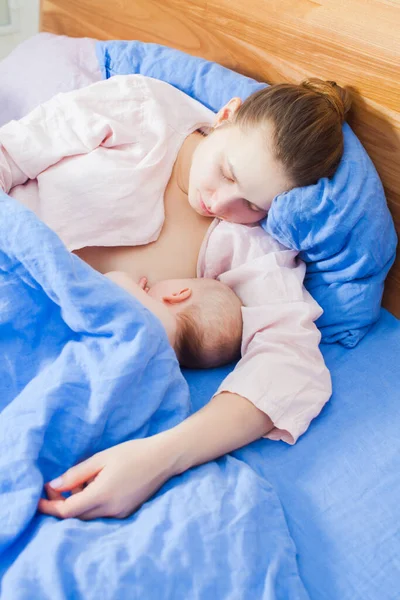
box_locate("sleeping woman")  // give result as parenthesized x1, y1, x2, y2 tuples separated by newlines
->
(0, 74, 351, 519)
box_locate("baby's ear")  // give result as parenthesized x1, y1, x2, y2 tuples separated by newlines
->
(162, 288, 192, 305)
(214, 97, 242, 128)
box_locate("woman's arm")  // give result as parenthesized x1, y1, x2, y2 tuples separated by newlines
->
(38, 392, 272, 520)
(0, 75, 147, 192)
(200, 222, 332, 445)
(168, 392, 273, 474)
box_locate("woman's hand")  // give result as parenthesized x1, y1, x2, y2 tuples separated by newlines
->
(38, 393, 273, 521)
(38, 434, 179, 520)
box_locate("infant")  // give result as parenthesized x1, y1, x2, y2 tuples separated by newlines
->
(106, 271, 243, 369)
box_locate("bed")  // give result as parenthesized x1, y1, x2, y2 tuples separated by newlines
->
(0, 0, 399, 598)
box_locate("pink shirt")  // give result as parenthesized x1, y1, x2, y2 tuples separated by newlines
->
(0, 75, 331, 444)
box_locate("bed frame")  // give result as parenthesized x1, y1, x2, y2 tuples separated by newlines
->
(40, 0, 400, 318)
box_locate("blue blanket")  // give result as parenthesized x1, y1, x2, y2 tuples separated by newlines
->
(0, 192, 309, 599)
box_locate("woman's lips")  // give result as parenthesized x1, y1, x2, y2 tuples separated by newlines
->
(199, 195, 214, 216)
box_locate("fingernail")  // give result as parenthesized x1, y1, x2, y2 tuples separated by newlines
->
(49, 476, 63, 489)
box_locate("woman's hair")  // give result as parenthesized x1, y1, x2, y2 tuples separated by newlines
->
(175, 282, 243, 369)
(234, 78, 353, 187)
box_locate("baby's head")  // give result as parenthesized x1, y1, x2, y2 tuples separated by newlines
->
(188, 78, 352, 224)
(148, 277, 243, 369)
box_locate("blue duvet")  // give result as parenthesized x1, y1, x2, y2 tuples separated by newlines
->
(0, 191, 308, 599)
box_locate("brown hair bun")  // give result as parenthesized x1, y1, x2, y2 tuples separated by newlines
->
(301, 78, 352, 123)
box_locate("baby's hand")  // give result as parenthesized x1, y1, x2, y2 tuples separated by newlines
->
(138, 276, 150, 293)
(105, 271, 147, 296)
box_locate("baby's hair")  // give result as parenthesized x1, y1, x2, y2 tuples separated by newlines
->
(175, 280, 243, 369)
(234, 78, 353, 188)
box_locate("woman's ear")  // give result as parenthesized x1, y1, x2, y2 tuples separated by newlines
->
(162, 288, 192, 305)
(214, 97, 242, 128)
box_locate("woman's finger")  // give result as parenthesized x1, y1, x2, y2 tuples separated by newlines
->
(71, 474, 97, 494)
(44, 482, 64, 501)
(47, 456, 103, 493)
(37, 483, 65, 513)
(38, 481, 102, 519)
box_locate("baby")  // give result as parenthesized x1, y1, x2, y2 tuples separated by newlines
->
(105, 271, 243, 369)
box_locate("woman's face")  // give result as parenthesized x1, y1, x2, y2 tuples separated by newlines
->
(188, 110, 292, 225)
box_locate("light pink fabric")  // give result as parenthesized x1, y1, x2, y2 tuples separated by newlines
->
(0, 74, 331, 444)
(0, 33, 101, 127)
(0, 75, 214, 250)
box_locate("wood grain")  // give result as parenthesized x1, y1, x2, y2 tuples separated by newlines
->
(41, 0, 400, 317)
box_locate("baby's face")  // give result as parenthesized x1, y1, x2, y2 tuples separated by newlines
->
(188, 116, 291, 224)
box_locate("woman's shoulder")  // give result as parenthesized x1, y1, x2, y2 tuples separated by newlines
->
(216, 220, 291, 257)
(66, 74, 215, 136)
(199, 220, 299, 278)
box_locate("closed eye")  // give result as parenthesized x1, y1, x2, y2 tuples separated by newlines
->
(220, 166, 235, 183)
(247, 201, 264, 212)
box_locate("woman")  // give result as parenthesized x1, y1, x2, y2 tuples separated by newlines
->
(0, 74, 349, 519)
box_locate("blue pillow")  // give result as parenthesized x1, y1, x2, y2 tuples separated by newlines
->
(96, 40, 397, 347)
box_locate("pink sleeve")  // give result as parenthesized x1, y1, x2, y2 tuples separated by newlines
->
(200, 222, 332, 444)
(0, 75, 150, 186)
(0, 147, 27, 193)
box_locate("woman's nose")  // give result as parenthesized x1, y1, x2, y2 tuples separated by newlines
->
(210, 193, 231, 215)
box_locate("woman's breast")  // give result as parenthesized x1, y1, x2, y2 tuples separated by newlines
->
(74, 175, 214, 284)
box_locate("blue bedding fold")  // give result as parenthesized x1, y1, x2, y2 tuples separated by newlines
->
(0, 191, 309, 599)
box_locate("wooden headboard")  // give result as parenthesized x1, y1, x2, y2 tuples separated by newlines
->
(41, 0, 400, 317)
